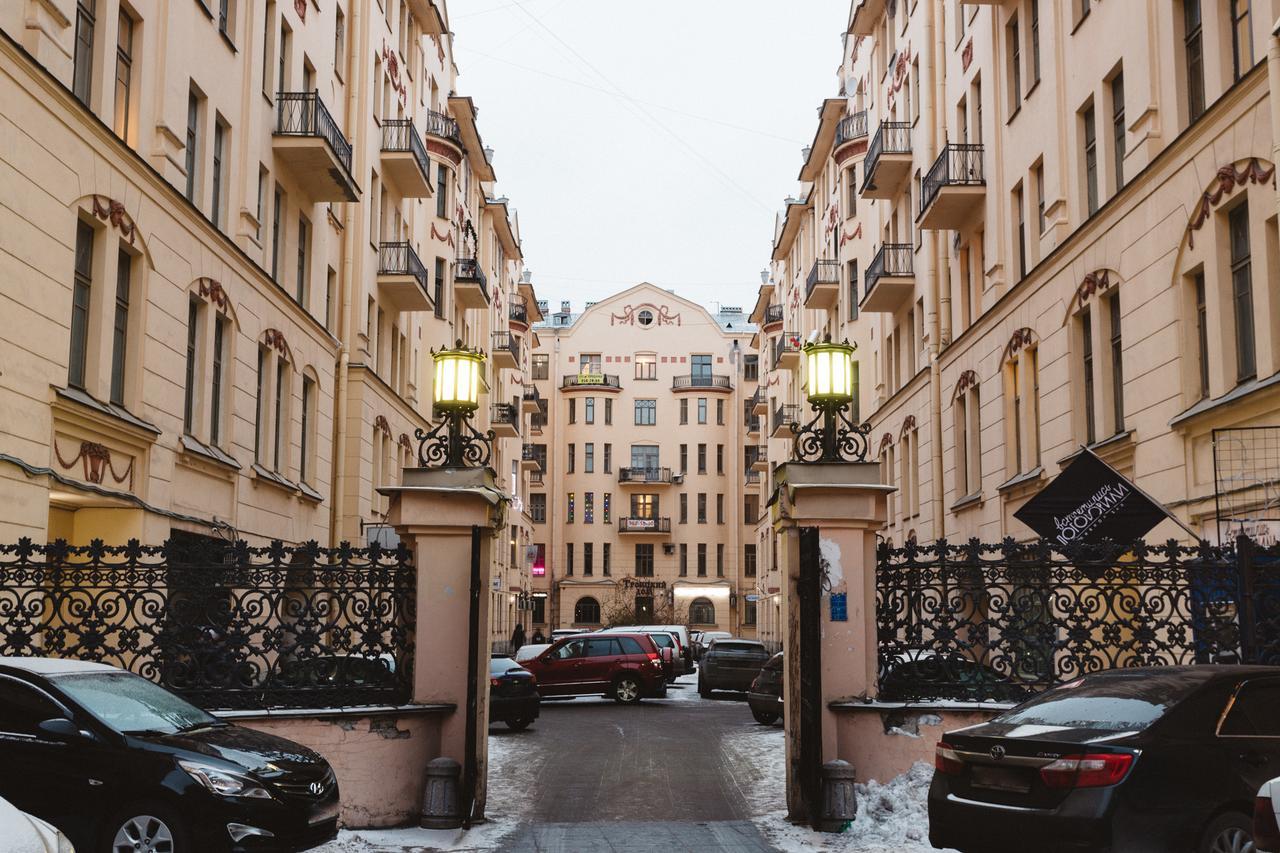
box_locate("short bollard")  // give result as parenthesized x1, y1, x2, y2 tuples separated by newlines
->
(816, 759, 858, 832)
(420, 757, 462, 829)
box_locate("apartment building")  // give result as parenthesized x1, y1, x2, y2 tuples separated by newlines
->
(0, 0, 543, 626)
(527, 285, 761, 636)
(754, 0, 1280, 637)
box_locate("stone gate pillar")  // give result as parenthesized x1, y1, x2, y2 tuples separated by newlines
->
(772, 461, 889, 823)
(384, 466, 507, 823)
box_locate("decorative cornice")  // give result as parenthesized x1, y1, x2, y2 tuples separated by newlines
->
(1002, 327, 1037, 363)
(878, 432, 894, 453)
(961, 38, 974, 72)
(899, 414, 916, 437)
(426, 138, 462, 165)
(398, 432, 413, 453)
(91, 195, 136, 245)
(374, 415, 392, 438)
(610, 303, 681, 327)
(293, 0, 306, 22)
(196, 277, 230, 312)
(429, 222, 455, 246)
(1185, 158, 1275, 248)
(263, 328, 292, 361)
(954, 369, 978, 399)
(53, 439, 134, 489)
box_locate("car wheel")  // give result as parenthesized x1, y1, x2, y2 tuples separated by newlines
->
(751, 709, 779, 725)
(612, 675, 642, 704)
(699, 677, 711, 697)
(1199, 812, 1255, 853)
(107, 802, 188, 853)
(505, 717, 533, 731)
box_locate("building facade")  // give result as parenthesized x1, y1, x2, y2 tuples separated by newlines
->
(754, 0, 1280, 651)
(527, 285, 761, 637)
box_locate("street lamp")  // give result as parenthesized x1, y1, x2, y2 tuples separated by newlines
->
(416, 341, 494, 468)
(789, 335, 872, 463)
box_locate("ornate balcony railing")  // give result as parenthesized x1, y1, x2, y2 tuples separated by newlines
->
(492, 330, 522, 362)
(275, 91, 353, 175)
(805, 260, 841, 301)
(672, 374, 732, 390)
(455, 257, 487, 294)
(521, 444, 543, 469)
(381, 118, 430, 180)
(773, 338, 800, 369)
(491, 402, 519, 430)
(617, 517, 672, 533)
(619, 467, 673, 484)
(772, 403, 800, 435)
(763, 303, 784, 326)
(920, 143, 985, 216)
(423, 108, 462, 144)
(835, 110, 868, 145)
(865, 243, 914, 297)
(863, 121, 912, 189)
(745, 469, 762, 485)
(378, 241, 430, 298)
(510, 297, 529, 325)
(562, 373, 620, 389)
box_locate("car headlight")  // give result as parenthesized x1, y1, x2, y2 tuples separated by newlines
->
(57, 835, 75, 853)
(178, 760, 274, 800)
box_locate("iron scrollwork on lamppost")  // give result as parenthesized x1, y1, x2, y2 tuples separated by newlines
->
(416, 341, 495, 468)
(789, 336, 872, 463)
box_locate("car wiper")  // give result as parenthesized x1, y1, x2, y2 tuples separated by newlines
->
(176, 720, 228, 733)
(122, 728, 173, 737)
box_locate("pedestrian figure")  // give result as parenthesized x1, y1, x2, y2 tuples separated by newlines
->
(531, 628, 545, 645)
(510, 623, 525, 654)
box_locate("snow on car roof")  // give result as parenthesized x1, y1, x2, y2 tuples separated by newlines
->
(0, 656, 121, 675)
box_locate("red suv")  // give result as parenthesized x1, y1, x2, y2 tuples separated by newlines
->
(521, 633, 667, 703)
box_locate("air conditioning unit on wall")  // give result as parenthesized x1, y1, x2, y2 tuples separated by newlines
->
(662, 543, 675, 555)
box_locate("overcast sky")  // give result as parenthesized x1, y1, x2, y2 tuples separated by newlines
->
(449, 0, 848, 313)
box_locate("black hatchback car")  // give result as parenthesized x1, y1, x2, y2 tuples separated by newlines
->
(0, 657, 339, 852)
(929, 665, 1280, 853)
(747, 652, 783, 725)
(489, 656, 540, 731)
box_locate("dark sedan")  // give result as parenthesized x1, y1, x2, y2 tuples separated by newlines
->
(489, 657, 540, 731)
(699, 639, 771, 696)
(929, 665, 1280, 853)
(747, 652, 783, 725)
(0, 656, 338, 852)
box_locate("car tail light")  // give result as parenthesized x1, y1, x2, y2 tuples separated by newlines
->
(1038, 753, 1134, 789)
(490, 677, 502, 687)
(935, 742, 964, 775)
(1255, 795, 1280, 851)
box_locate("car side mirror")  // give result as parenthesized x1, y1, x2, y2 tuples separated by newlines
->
(38, 718, 87, 741)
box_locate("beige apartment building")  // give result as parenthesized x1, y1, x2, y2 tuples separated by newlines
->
(752, 0, 1280, 651)
(526, 285, 762, 637)
(0, 0, 544, 648)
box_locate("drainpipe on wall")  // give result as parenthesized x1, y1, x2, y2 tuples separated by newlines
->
(1270, 26, 1280, 224)
(925, 0, 947, 535)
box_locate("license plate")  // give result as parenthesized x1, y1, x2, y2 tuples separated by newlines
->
(970, 765, 1031, 793)
(309, 800, 340, 825)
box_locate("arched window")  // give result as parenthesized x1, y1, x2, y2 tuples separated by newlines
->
(689, 597, 715, 625)
(574, 596, 600, 625)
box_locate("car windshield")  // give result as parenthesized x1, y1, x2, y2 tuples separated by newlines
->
(490, 658, 524, 675)
(649, 634, 673, 648)
(51, 671, 218, 735)
(712, 642, 762, 653)
(992, 674, 1205, 733)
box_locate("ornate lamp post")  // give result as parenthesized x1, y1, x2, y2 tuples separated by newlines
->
(790, 336, 871, 463)
(416, 341, 494, 468)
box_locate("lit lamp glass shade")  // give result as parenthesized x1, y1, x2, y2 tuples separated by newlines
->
(433, 347, 485, 413)
(804, 340, 856, 405)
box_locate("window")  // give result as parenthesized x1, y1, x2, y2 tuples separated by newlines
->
(1231, 0, 1253, 81)
(1014, 184, 1027, 279)
(691, 354, 712, 379)
(635, 544, 654, 577)
(530, 493, 546, 523)
(277, 22, 290, 93)
(583, 543, 593, 576)
(183, 300, 199, 434)
(1034, 162, 1046, 235)
(566, 492, 575, 523)
(604, 398, 613, 425)
(1219, 680, 1280, 737)
(690, 597, 714, 624)
(698, 444, 707, 474)
(848, 261, 859, 320)
(436, 164, 449, 218)
(300, 374, 314, 483)
(579, 353, 602, 373)
(604, 443, 612, 474)
(679, 543, 688, 576)
(1111, 72, 1125, 192)
(585, 397, 595, 424)
(679, 398, 688, 425)
(584, 443, 594, 474)
(1194, 272, 1209, 398)
(744, 495, 758, 524)
(254, 346, 267, 461)
(1184, 0, 1205, 121)
(679, 493, 688, 524)
(716, 494, 724, 525)
(635, 353, 656, 380)
(211, 119, 227, 228)
(635, 399, 656, 425)
(296, 213, 310, 305)
(210, 315, 228, 446)
(1083, 104, 1098, 216)
(584, 491, 594, 524)
(954, 384, 982, 498)
(334, 6, 347, 78)
(716, 399, 724, 425)
(113, 10, 134, 141)
(261, 1, 275, 99)
(631, 493, 657, 519)
(744, 354, 759, 382)
(218, 0, 233, 37)
(1230, 203, 1256, 381)
(1081, 307, 1097, 444)
(434, 258, 445, 319)
(0, 678, 63, 737)
(1030, 1, 1041, 86)
(109, 248, 132, 406)
(69, 221, 94, 389)
(680, 444, 688, 473)
(697, 544, 707, 577)
(697, 493, 707, 524)
(271, 185, 283, 281)
(566, 544, 574, 576)
(568, 398, 576, 424)
(1005, 346, 1041, 475)
(272, 353, 287, 472)
(697, 398, 707, 424)
(716, 444, 724, 475)
(716, 544, 724, 577)
(1007, 16, 1021, 114)
(532, 354, 549, 380)
(185, 89, 201, 203)
(255, 167, 267, 242)
(566, 443, 574, 474)
(1108, 293, 1124, 434)
(602, 543, 611, 576)
(73, 0, 96, 105)
(574, 597, 600, 624)
(744, 600, 757, 626)
(745, 544, 757, 577)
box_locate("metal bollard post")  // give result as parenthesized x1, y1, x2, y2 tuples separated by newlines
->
(421, 757, 463, 829)
(816, 759, 857, 832)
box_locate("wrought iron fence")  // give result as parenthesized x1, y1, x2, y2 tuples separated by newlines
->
(423, 109, 462, 144)
(378, 241, 430, 298)
(0, 537, 415, 710)
(763, 303, 784, 325)
(672, 374, 732, 390)
(275, 91, 353, 175)
(876, 537, 1280, 703)
(805, 260, 841, 301)
(836, 111, 868, 146)
(455, 257, 488, 297)
(920, 143, 985, 216)
(510, 297, 529, 325)
(864, 243, 914, 299)
(381, 118, 431, 179)
(863, 121, 911, 189)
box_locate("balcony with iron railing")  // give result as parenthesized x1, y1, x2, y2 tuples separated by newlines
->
(618, 467, 673, 486)
(490, 402, 520, 438)
(762, 303, 784, 329)
(521, 383, 541, 414)
(804, 259, 841, 309)
(454, 257, 489, 308)
(745, 468, 762, 487)
(423, 108, 462, 146)
(491, 331, 522, 371)
(380, 119, 432, 197)
(521, 444, 542, 470)
(528, 468, 544, 486)
(273, 91, 358, 201)
(862, 243, 915, 313)
(562, 373, 621, 391)
(744, 401, 762, 435)
(750, 386, 769, 415)
(671, 374, 732, 392)
(773, 337, 801, 371)
(918, 143, 986, 230)
(377, 242, 433, 312)
(509, 296, 530, 329)
(746, 446, 769, 471)
(862, 121, 912, 199)
(771, 403, 800, 438)
(617, 516, 672, 534)
(530, 399, 548, 433)
(835, 110, 868, 147)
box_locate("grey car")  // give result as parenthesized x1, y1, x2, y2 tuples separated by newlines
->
(698, 639, 770, 696)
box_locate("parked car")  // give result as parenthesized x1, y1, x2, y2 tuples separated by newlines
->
(488, 657, 539, 731)
(549, 628, 590, 640)
(695, 631, 732, 662)
(0, 657, 339, 853)
(747, 652, 783, 725)
(0, 794, 74, 853)
(699, 639, 771, 696)
(597, 628, 685, 677)
(1256, 776, 1280, 853)
(929, 665, 1280, 853)
(600, 625, 693, 671)
(879, 650, 1029, 704)
(514, 643, 551, 664)
(520, 634, 666, 704)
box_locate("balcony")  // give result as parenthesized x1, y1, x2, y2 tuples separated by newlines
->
(376, 242, 433, 312)
(862, 243, 915, 314)
(848, 0, 886, 35)
(423, 108, 462, 148)
(745, 469, 762, 488)
(618, 516, 672, 534)
(380, 119, 432, 198)
(528, 468, 544, 486)
(491, 402, 520, 439)
(744, 402, 762, 437)
(521, 385, 541, 414)
(773, 337, 801, 371)
(834, 110, 868, 149)
(747, 446, 769, 472)
(454, 258, 489, 309)
(672, 374, 732, 393)
(771, 403, 800, 438)
(521, 444, 542, 471)
(492, 331, 522, 371)
(619, 467, 673, 486)
(273, 92, 359, 201)
(919, 143, 986, 230)
(530, 399, 548, 434)
(509, 297, 530, 331)
(862, 121, 912, 199)
(762, 303, 784, 331)
(750, 387, 769, 416)
(804, 259, 840, 309)
(561, 373, 621, 392)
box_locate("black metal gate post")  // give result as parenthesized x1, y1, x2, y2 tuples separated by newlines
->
(1239, 533, 1258, 663)
(797, 526, 823, 826)
(462, 525, 482, 827)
